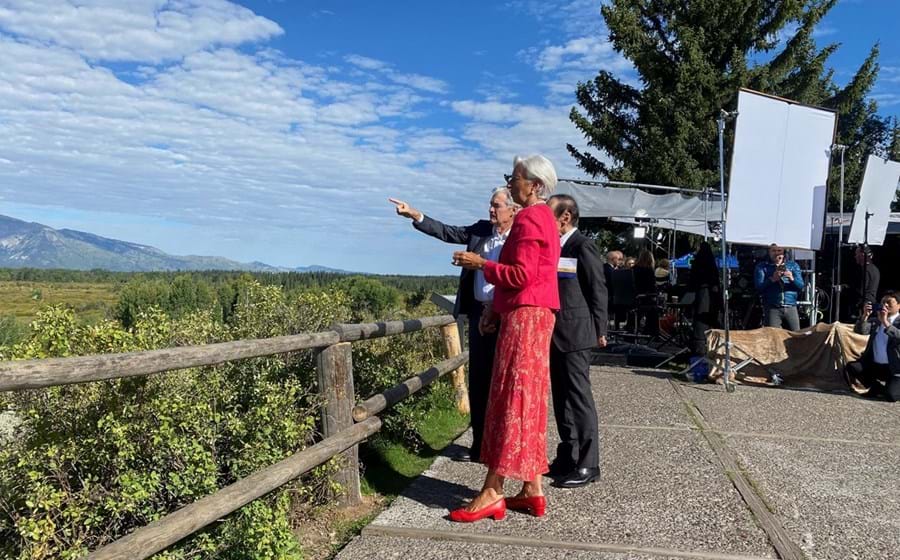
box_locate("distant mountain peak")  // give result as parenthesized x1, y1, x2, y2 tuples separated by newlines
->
(0, 214, 349, 273)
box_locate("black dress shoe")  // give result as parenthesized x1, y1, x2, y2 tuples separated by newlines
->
(451, 449, 475, 462)
(553, 467, 600, 488)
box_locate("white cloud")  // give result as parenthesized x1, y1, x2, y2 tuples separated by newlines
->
(872, 92, 900, 107)
(345, 53, 449, 94)
(0, 0, 283, 63)
(345, 54, 390, 71)
(0, 0, 611, 273)
(880, 66, 900, 83)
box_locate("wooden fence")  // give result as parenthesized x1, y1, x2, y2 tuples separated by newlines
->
(0, 315, 469, 560)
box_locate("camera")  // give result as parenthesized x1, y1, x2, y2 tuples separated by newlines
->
(873, 303, 884, 313)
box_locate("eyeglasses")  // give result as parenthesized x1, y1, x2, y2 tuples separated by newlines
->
(505, 174, 531, 184)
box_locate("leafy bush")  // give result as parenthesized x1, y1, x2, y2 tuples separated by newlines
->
(0, 281, 458, 559)
(0, 315, 26, 348)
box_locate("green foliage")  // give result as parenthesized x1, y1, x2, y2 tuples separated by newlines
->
(114, 275, 219, 328)
(0, 279, 459, 559)
(336, 276, 402, 322)
(569, 0, 897, 210)
(0, 290, 334, 559)
(0, 315, 26, 348)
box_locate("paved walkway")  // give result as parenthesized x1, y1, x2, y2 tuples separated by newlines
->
(337, 366, 900, 560)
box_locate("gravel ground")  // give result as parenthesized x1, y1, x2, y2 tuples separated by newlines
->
(336, 366, 900, 560)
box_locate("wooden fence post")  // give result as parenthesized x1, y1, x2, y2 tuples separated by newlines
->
(439, 324, 470, 415)
(315, 342, 361, 506)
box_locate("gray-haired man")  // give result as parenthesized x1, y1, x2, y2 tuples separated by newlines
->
(389, 189, 518, 462)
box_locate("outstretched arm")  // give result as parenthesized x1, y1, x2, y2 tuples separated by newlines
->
(390, 197, 475, 245)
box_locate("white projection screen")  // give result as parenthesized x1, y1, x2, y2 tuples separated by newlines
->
(847, 155, 900, 246)
(726, 89, 836, 249)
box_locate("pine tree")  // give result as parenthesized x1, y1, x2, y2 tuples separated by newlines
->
(568, 0, 895, 210)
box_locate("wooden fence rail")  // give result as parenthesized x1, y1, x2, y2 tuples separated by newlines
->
(0, 316, 456, 392)
(0, 313, 468, 560)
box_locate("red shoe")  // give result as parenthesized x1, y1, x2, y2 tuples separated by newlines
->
(449, 499, 506, 522)
(505, 495, 546, 517)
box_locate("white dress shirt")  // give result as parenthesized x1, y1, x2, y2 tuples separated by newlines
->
(873, 313, 899, 365)
(560, 227, 577, 248)
(474, 227, 509, 303)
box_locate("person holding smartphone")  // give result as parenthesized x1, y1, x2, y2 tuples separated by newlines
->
(846, 291, 900, 402)
(754, 244, 805, 331)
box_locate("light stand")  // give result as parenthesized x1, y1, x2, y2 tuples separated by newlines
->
(832, 144, 847, 322)
(862, 210, 873, 306)
(718, 109, 738, 393)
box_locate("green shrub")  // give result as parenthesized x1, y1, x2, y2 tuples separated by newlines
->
(0, 282, 457, 560)
(0, 315, 26, 348)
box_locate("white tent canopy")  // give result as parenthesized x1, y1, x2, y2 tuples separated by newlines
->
(610, 216, 712, 236)
(554, 180, 724, 227)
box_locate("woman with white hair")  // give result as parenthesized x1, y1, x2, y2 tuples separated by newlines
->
(450, 154, 561, 521)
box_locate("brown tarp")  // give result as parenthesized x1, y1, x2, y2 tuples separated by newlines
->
(705, 322, 869, 391)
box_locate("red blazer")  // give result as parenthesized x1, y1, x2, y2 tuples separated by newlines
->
(483, 203, 561, 314)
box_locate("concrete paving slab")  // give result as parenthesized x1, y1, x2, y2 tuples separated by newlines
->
(593, 367, 695, 429)
(726, 436, 900, 560)
(679, 382, 900, 445)
(336, 534, 687, 560)
(368, 428, 775, 558)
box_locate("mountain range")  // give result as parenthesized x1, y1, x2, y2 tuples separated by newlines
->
(0, 215, 345, 273)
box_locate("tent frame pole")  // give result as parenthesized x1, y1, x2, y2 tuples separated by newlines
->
(718, 110, 737, 394)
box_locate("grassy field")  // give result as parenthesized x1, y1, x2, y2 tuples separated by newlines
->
(0, 281, 118, 325)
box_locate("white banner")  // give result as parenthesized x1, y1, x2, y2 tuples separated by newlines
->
(726, 90, 836, 249)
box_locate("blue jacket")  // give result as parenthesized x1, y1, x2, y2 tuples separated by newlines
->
(754, 260, 804, 307)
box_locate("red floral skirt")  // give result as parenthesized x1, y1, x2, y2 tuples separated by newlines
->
(480, 305, 555, 480)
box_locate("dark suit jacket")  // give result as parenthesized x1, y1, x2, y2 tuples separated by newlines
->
(855, 314, 900, 377)
(413, 215, 494, 317)
(552, 231, 609, 352)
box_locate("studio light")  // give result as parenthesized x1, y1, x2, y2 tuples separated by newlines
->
(633, 226, 646, 239)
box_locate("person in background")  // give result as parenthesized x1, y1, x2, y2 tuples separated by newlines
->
(654, 258, 671, 294)
(389, 188, 519, 462)
(688, 242, 721, 356)
(846, 291, 900, 402)
(624, 256, 636, 269)
(754, 244, 804, 331)
(546, 194, 607, 489)
(449, 154, 561, 522)
(605, 250, 623, 330)
(853, 246, 880, 320)
(633, 249, 658, 335)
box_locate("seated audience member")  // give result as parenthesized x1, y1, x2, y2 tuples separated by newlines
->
(633, 249, 658, 335)
(688, 243, 721, 356)
(754, 244, 803, 331)
(654, 258, 671, 294)
(846, 291, 900, 402)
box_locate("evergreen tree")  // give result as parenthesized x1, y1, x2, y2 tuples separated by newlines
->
(569, 0, 896, 210)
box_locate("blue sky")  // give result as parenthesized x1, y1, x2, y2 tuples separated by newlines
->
(0, 0, 897, 274)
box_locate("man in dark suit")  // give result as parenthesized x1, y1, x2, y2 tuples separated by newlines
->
(389, 189, 518, 461)
(547, 195, 608, 488)
(846, 290, 900, 402)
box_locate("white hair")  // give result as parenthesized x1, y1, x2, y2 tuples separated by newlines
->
(514, 154, 557, 199)
(490, 186, 520, 209)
